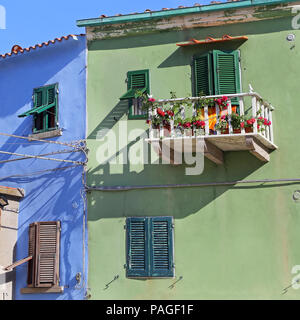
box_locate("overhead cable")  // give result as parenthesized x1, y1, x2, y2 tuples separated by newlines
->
(0, 148, 81, 164)
(0, 132, 83, 149)
(0, 150, 84, 165)
(0, 165, 80, 181)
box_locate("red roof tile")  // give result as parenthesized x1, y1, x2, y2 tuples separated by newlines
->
(0, 34, 85, 59)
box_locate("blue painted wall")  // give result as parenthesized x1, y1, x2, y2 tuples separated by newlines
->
(0, 35, 87, 300)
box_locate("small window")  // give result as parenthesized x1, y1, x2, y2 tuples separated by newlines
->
(120, 70, 150, 120)
(126, 216, 174, 278)
(18, 84, 59, 133)
(4, 221, 61, 292)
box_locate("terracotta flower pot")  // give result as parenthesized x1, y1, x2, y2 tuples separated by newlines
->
(221, 128, 229, 135)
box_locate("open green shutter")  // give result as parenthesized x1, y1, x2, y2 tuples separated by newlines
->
(126, 217, 149, 278)
(18, 84, 58, 118)
(35, 90, 43, 108)
(213, 50, 241, 104)
(193, 53, 213, 96)
(120, 70, 149, 100)
(149, 217, 174, 278)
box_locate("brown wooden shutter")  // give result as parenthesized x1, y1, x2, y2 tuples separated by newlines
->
(27, 223, 36, 287)
(34, 221, 61, 288)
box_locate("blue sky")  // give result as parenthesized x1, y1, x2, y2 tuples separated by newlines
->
(0, 0, 214, 54)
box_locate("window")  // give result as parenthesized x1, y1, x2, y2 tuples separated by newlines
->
(18, 84, 59, 133)
(120, 70, 150, 119)
(27, 221, 61, 288)
(126, 216, 174, 278)
(193, 50, 241, 104)
(4, 221, 61, 292)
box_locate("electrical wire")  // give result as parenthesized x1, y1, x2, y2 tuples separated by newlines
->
(0, 132, 82, 149)
(0, 150, 84, 165)
(0, 165, 80, 181)
(0, 148, 80, 164)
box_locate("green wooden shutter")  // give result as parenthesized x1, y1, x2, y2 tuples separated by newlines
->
(213, 50, 241, 104)
(35, 90, 44, 108)
(120, 70, 149, 100)
(47, 87, 55, 105)
(128, 70, 149, 93)
(149, 217, 174, 278)
(127, 70, 150, 119)
(193, 53, 213, 96)
(126, 217, 149, 278)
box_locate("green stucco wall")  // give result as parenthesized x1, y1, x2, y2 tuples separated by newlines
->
(86, 15, 300, 299)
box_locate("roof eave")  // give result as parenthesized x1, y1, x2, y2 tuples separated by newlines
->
(76, 0, 294, 28)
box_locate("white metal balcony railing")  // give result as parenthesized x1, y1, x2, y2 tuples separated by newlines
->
(146, 85, 277, 164)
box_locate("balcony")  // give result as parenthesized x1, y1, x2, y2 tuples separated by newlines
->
(145, 86, 277, 165)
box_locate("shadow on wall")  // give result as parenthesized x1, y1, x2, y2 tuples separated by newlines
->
(87, 127, 269, 221)
(86, 97, 269, 222)
(88, 100, 129, 140)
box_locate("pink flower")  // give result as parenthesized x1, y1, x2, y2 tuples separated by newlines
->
(222, 96, 228, 101)
(241, 122, 245, 128)
(148, 98, 156, 102)
(247, 118, 256, 126)
(221, 115, 226, 120)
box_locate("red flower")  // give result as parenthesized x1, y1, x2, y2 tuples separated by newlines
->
(222, 96, 228, 101)
(193, 120, 205, 128)
(148, 98, 156, 102)
(166, 110, 174, 117)
(241, 122, 245, 128)
(157, 108, 165, 117)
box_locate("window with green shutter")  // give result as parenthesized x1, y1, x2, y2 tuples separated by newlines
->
(120, 70, 150, 120)
(193, 53, 213, 96)
(193, 50, 241, 104)
(126, 216, 174, 278)
(18, 83, 59, 133)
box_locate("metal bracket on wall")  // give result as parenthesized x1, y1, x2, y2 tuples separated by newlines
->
(168, 276, 183, 289)
(104, 275, 119, 290)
